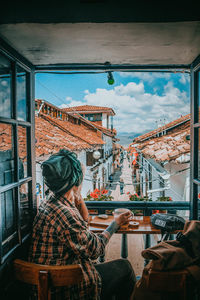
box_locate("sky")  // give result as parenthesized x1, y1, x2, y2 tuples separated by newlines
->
(35, 71, 190, 136)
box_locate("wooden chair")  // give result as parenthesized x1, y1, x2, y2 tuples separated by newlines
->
(13, 259, 83, 300)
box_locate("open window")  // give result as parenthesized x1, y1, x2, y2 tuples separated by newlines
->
(0, 41, 36, 265)
(190, 55, 200, 219)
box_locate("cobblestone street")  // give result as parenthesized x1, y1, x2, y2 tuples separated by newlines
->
(106, 156, 144, 276)
(110, 156, 135, 200)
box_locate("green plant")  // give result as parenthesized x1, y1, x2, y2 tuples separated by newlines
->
(127, 193, 152, 215)
(157, 196, 172, 201)
(127, 192, 152, 202)
(84, 188, 113, 201)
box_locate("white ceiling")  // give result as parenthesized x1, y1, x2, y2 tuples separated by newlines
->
(0, 21, 200, 66)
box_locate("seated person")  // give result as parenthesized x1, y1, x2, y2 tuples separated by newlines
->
(28, 149, 136, 300)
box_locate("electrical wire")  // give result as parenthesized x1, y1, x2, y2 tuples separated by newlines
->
(37, 79, 115, 140)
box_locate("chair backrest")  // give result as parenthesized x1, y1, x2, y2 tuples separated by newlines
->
(13, 259, 83, 300)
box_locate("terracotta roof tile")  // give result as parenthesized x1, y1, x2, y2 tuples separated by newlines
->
(62, 104, 115, 115)
(40, 113, 105, 146)
(134, 113, 190, 143)
(133, 125, 191, 163)
(35, 116, 92, 159)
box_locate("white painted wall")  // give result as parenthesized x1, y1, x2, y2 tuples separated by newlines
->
(164, 162, 190, 201)
(102, 113, 111, 129)
(103, 134, 113, 154)
(140, 156, 190, 202)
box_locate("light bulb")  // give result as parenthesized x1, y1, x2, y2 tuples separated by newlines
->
(107, 72, 114, 85)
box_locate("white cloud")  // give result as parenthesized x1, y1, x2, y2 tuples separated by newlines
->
(1, 80, 8, 86)
(179, 73, 190, 85)
(66, 96, 72, 101)
(61, 81, 190, 134)
(119, 72, 171, 83)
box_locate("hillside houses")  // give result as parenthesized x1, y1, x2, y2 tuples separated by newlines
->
(129, 113, 191, 203)
(35, 100, 117, 202)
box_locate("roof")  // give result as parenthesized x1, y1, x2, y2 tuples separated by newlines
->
(35, 115, 92, 158)
(91, 122, 117, 137)
(39, 112, 105, 148)
(135, 126, 191, 163)
(134, 113, 190, 143)
(36, 99, 117, 138)
(130, 111, 194, 163)
(0, 111, 108, 160)
(62, 105, 115, 116)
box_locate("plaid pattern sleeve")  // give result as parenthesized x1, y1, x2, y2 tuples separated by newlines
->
(28, 195, 112, 300)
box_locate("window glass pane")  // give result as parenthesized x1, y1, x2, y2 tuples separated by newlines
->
(0, 53, 11, 118)
(18, 126, 27, 178)
(1, 188, 18, 257)
(0, 123, 14, 186)
(19, 183, 31, 238)
(197, 71, 200, 123)
(17, 66, 27, 121)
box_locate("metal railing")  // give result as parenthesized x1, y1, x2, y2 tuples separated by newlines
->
(85, 200, 191, 217)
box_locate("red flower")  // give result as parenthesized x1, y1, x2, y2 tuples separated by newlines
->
(101, 189, 108, 194)
(169, 197, 172, 201)
(127, 192, 130, 195)
(134, 193, 139, 198)
(198, 193, 200, 199)
(94, 188, 100, 194)
(90, 192, 98, 199)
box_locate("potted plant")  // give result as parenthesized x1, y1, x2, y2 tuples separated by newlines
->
(84, 188, 113, 201)
(127, 192, 152, 215)
(152, 196, 172, 214)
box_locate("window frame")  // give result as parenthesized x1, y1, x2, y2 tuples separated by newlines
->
(190, 55, 200, 219)
(0, 38, 35, 264)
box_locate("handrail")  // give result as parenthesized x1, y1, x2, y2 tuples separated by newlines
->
(85, 200, 191, 216)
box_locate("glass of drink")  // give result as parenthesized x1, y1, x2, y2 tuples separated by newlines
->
(113, 208, 132, 216)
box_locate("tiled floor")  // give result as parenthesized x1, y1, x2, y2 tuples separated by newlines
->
(104, 233, 145, 276)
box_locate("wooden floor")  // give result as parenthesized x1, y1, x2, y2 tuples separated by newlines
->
(104, 234, 145, 276)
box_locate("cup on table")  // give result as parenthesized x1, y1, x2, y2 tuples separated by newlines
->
(113, 208, 133, 217)
(113, 208, 133, 228)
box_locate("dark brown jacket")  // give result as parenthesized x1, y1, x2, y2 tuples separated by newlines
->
(133, 221, 200, 300)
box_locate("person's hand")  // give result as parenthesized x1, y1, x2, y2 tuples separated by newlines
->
(114, 211, 133, 226)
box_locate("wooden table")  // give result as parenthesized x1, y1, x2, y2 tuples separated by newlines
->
(89, 215, 163, 234)
(89, 215, 180, 262)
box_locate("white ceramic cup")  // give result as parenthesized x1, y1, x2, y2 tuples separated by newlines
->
(113, 208, 131, 216)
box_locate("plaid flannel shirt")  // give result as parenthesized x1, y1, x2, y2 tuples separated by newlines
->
(28, 195, 111, 300)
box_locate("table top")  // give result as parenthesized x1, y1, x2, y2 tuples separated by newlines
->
(89, 215, 165, 234)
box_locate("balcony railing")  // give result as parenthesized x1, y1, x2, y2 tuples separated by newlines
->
(85, 200, 191, 216)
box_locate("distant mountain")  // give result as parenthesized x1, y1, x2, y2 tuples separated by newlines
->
(116, 135, 133, 147)
(116, 131, 148, 147)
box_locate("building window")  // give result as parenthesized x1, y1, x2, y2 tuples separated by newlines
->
(0, 54, 11, 118)
(86, 151, 95, 166)
(83, 113, 102, 122)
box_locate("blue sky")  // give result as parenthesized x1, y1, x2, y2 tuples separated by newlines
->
(35, 71, 190, 135)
